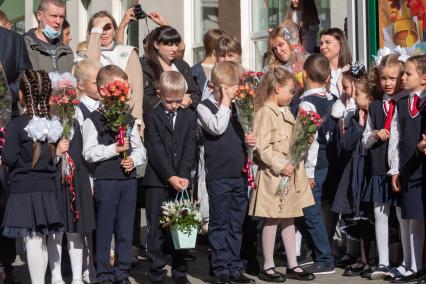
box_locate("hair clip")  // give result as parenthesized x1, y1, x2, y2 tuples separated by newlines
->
(350, 61, 366, 78)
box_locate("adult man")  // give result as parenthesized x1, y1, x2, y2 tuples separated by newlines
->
(0, 24, 32, 283)
(24, 0, 74, 73)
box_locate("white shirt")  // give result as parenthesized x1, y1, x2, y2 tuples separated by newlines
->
(165, 111, 177, 129)
(387, 91, 425, 175)
(197, 95, 232, 136)
(330, 68, 342, 99)
(299, 87, 327, 178)
(82, 118, 146, 168)
(362, 94, 392, 149)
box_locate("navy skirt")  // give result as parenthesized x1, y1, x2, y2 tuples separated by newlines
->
(362, 175, 400, 207)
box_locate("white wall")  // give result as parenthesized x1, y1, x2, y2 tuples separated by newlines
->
(330, 0, 347, 30)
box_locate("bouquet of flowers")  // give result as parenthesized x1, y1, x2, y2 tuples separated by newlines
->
(234, 71, 263, 191)
(99, 80, 131, 159)
(276, 109, 322, 207)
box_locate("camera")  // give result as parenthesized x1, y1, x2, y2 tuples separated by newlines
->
(134, 4, 147, 20)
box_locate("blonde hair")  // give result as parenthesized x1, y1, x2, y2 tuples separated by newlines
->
(211, 61, 241, 88)
(158, 71, 188, 98)
(73, 59, 102, 83)
(254, 68, 293, 110)
(266, 27, 292, 68)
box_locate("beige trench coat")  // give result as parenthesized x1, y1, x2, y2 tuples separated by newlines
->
(248, 103, 314, 218)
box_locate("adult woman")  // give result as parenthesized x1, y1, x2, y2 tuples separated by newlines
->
(60, 19, 72, 45)
(86, 11, 143, 131)
(319, 28, 352, 98)
(142, 25, 200, 112)
(284, 0, 320, 53)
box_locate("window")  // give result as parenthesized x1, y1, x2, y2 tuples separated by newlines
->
(193, 0, 219, 64)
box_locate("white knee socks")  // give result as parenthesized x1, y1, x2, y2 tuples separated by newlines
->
(82, 232, 96, 282)
(396, 207, 411, 270)
(67, 233, 83, 282)
(374, 203, 390, 266)
(409, 219, 424, 272)
(25, 234, 48, 284)
(262, 221, 278, 270)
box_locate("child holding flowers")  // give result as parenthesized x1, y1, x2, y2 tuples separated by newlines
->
(249, 68, 315, 282)
(82, 65, 146, 283)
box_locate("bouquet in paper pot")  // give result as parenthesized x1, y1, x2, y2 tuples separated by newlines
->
(234, 71, 263, 191)
(99, 80, 132, 158)
(160, 190, 202, 249)
(276, 109, 322, 205)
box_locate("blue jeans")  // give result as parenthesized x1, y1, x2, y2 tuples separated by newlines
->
(207, 177, 248, 278)
(295, 168, 334, 267)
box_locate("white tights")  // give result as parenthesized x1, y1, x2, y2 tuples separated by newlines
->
(374, 203, 390, 266)
(24, 234, 48, 284)
(47, 232, 83, 283)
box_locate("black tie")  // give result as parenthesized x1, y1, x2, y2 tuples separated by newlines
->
(166, 112, 175, 128)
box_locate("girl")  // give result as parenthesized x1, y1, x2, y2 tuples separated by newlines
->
(362, 54, 404, 280)
(388, 55, 426, 282)
(320, 28, 352, 98)
(249, 68, 315, 282)
(331, 71, 374, 277)
(2, 70, 67, 284)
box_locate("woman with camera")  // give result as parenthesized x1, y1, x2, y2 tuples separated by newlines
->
(86, 10, 144, 133)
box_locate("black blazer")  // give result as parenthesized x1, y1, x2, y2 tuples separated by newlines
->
(141, 58, 200, 113)
(142, 104, 197, 188)
(0, 27, 32, 118)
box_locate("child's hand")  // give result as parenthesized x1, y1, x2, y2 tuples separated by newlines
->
(245, 132, 256, 147)
(219, 85, 231, 107)
(121, 157, 135, 172)
(281, 164, 295, 177)
(168, 176, 187, 192)
(417, 134, 426, 154)
(180, 94, 192, 108)
(115, 138, 129, 153)
(56, 139, 70, 156)
(180, 178, 190, 189)
(391, 175, 400, 192)
(308, 134, 315, 144)
(359, 109, 367, 127)
(373, 129, 390, 141)
(308, 178, 316, 189)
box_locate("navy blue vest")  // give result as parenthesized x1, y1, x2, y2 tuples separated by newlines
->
(367, 99, 389, 176)
(88, 111, 136, 180)
(77, 102, 91, 120)
(201, 100, 246, 181)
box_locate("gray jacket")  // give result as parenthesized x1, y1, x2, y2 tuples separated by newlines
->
(24, 29, 74, 73)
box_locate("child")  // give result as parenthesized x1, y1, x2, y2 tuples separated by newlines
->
(388, 55, 426, 282)
(2, 70, 67, 284)
(142, 71, 197, 284)
(362, 54, 404, 280)
(332, 70, 375, 277)
(292, 53, 335, 275)
(197, 61, 254, 284)
(249, 68, 315, 282)
(82, 65, 146, 284)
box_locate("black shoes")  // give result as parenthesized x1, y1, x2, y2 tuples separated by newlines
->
(230, 270, 256, 283)
(286, 266, 315, 281)
(215, 275, 231, 284)
(390, 272, 418, 283)
(173, 276, 191, 284)
(258, 267, 285, 283)
(305, 263, 335, 275)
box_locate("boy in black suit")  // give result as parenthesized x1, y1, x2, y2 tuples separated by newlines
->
(143, 71, 197, 284)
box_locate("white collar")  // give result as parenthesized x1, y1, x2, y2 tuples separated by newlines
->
(410, 90, 426, 98)
(382, 94, 392, 101)
(80, 95, 100, 111)
(300, 87, 327, 99)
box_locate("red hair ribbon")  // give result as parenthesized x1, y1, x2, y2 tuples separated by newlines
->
(64, 152, 80, 222)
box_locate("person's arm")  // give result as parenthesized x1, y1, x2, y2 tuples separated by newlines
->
(362, 114, 379, 149)
(142, 62, 161, 113)
(178, 60, 201, 110)
(86, 17, 111, 61)
(177, 113, 197, 180)
(341, 116, 364, 151)
(125, 50, 144, 134)
(147, 12, 169, 26)
(82, 118, 118, 163)
(2, 121, 20, 168)
(117, 7, 137, 45)
(143, 112, 176, 182)
(10, 36, 31, 111)
(128, 121, 146, 167)
(387, 109, 400, 176)
(196, 103, 231, 136)
(299, 101, 318, 179)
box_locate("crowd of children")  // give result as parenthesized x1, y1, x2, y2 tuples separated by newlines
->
(1, 11, 426, 284)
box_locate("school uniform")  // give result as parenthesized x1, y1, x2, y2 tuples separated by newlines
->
(82, 111, 146, 282)
(291, 88, 335, 269)
(1, 115, 64, 237)
(197, 97, 248, 279)
(142, 104, 197, 283)
(362, 97, 399, 206)
(388, 90, 426, 219)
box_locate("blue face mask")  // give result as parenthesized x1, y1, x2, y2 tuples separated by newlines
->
(42, 23, 61, 40)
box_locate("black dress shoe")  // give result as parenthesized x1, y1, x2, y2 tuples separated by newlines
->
(418, 274, 426, 283)
(342, 264, 365, 277)
(215, 275, 231, 284)
(230, 270, 256, 283)
(258, 267, 285, 283)
(115, 278, 131, 284)
(390, 272, 418, 283)
(286, 266, 315, 281)
(173, 276, 191, 284)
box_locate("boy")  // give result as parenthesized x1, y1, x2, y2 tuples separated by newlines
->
(197, 61, 254, 284)
(82, 65, 146, 284)
(142, 71, 197, 284)
(292, 54, 335, 275)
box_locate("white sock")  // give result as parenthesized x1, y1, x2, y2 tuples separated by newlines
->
(396, 207, 411, 269)
(295, 230, 302, 257)
(25, 234, 48, 284)
(409, 219, 424, 272)
(374, 203, 390, 266)
(47, 233, 64, 283)
(67, 233, 83, 282)
(82, 232, 96, 281)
